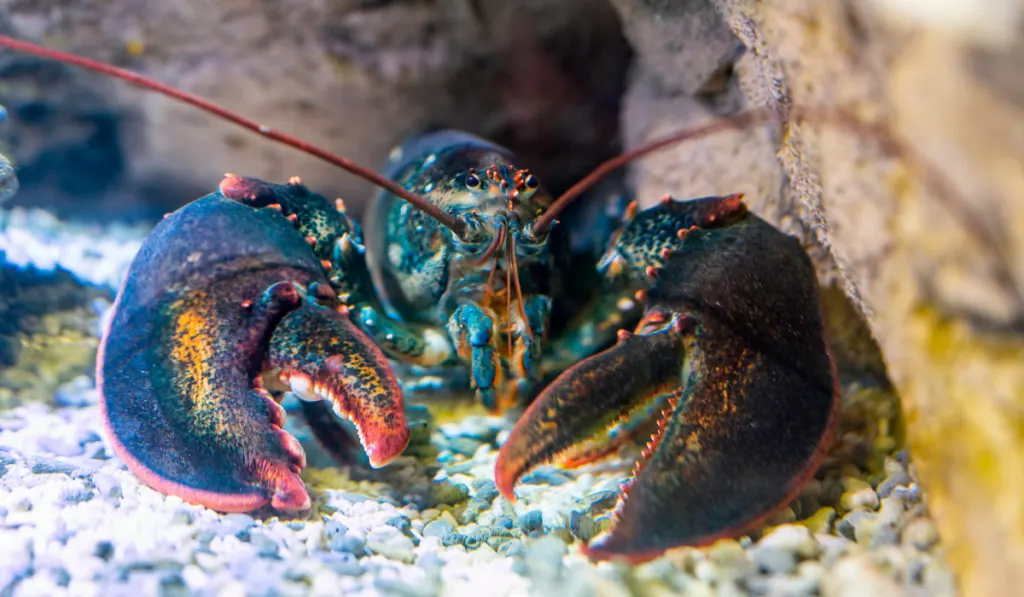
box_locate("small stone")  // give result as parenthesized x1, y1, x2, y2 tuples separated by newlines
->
(438, 510, 459, 528)
(459, 498, 489, 524)
(756, 574, 819, 597)
(386, 515, 413, 537)
(54, 376, 98, 407)
(486, 535, 511, 552)
(875, 494, 907, 527)
(171, 509, 194, 525)
(801, 507, 836, 534)
(37, 435, 84, 457)
(822, 554, 904, 597)
(750, 545, 797, 575)
(217, 513, 257, 536)
(569, 511, 601, 542)
(870, 523, 901, 547)
(839, 487, 880, 513)
(519, 536, 567, 583)
(428, 479, 470, 507)
(693, 559, 719, 583)
(708, 539, 747, 568)
(586, 490, 620, 513)
(498, 539, 523, 557)
(423, 520, 453, 539)
(30, 458, 77, 476)
(519, 510, 544, 536)
(549, 525, 572, 544)
(876, 471, 912, 498)
(758, 525, 821, 559)
(366, 531, 415, 563)
(60, 485, 94, 504)
(816, 534, 854, 566)
(471, 479, 500, 503)
(837, 509, 876, 543)
(251, 532, 280, 558)
(494, 515, 517, 531)
(447, 437, 483, 456)
(902, 518, 939, 550)
(462, 528, 489, 550)
(93, 540, 115, 561)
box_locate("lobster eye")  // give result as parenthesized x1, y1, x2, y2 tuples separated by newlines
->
(525, 174, 539, 189)
(465, 173, 481, 189)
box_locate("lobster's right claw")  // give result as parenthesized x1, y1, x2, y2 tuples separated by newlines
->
(496, 200, 841, 563)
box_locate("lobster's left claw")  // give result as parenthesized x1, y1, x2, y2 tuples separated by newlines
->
(497, 201, 840, 563)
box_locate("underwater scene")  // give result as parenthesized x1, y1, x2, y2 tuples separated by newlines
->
(1, 1, 1022, 596)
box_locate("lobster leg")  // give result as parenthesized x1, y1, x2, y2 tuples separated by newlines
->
(447, 303, 502, 411)
(508, 295, 552, 402)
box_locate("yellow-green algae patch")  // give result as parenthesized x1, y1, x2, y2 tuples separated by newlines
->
(0, 308, 99, 410)
(900, 304, 1024, 597)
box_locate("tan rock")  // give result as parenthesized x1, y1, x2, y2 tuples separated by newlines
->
(613, 1, 1024, 595)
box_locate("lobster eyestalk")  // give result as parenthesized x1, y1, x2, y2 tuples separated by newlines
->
(0, 34, 466, 239)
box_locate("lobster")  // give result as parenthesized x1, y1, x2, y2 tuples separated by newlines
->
(0, 34, 932, 563)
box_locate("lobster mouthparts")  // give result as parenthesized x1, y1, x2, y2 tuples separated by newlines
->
(495, 198, 840, 563)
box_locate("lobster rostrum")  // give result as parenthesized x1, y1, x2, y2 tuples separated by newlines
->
(7, 35, 960, 562)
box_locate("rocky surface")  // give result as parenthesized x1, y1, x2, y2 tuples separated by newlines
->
(606, 2, 1024, 595)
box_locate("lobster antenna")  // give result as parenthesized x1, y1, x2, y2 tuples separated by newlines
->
(0, 35, 467, 238)
(533, 107, 778, 235)
(532, 104, 1022, 316)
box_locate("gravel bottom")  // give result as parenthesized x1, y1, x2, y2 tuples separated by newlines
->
(0, 396, 959, 597)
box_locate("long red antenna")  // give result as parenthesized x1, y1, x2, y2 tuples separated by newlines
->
(0, 35, 466, 238)
(533, 108, 777, 235)
(532, 104, 1022, 315)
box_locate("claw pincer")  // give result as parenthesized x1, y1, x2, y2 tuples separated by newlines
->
(496, 195, 840, 562)
(98, 178, 408, 513)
